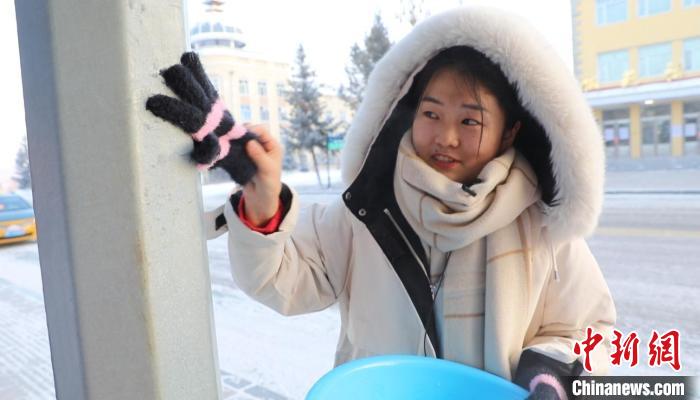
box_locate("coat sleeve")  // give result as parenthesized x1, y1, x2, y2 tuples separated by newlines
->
(521, 237, 617, 376)
(202, 204, 228, 240)
(222, 184, 353, 316)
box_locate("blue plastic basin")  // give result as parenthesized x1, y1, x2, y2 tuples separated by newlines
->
(306, 355, 528, 399)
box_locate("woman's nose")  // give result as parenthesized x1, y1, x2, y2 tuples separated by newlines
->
(435, 125, 459, 147)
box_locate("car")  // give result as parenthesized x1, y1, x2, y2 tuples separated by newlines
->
(0, 193, 37, 245)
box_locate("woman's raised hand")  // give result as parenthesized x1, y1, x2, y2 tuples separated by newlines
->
(240, 124, 283, 226)
(146, 52, 259, 185)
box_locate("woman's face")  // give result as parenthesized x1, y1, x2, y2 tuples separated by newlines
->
(411, 68, 520, 184)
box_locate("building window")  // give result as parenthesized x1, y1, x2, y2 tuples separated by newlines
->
(239, 80, 249, 95)
(602, 109, 631, 158)
(683, 102, 700, 141)
(639, 42, 672, 78)
(683, 102, 700, 157)
(201, 22, 211, 33)
(209, 76, 221, 92)
(638, 0, 671, 16)
(596, 0, 627, 25)
(240, 105, 252, 121)
(260, 106, 270, 121)
(258, 81, 268, 96)
(276, 83, 286, 96)
(684, 0, 700, 6)
(641, 104, 672, 157)
(684, 37, 700, 71)
(598, 49, 629, 83)
(196, 39, 234, 48)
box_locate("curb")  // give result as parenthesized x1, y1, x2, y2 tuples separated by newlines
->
(605, 190, 700, 195)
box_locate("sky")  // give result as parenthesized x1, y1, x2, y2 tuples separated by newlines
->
(1, 1, 25, 187)
(0, 0, 573, 185)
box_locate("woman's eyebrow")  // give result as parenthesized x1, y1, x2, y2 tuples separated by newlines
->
(422, 95, 489, 113)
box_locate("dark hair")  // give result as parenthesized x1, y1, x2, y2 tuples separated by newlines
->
(401, 46, 559, 206)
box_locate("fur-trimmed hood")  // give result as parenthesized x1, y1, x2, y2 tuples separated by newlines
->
(340, 6, 605, 243)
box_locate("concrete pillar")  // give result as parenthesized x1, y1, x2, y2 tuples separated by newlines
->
(629, 104, 642, 159)
(671, 100, 685, 157)
(15, 1, 221, 399)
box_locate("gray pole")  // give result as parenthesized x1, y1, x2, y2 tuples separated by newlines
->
(15, 0, 221, 399)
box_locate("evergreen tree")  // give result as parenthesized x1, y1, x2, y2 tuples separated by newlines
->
(339, 14, 392, 111)
(281, 114, 300, 172)
(13, 136, 31, 189)
(398, 0, 430, 27)
(282, 45, 337, 187)
(281, 138, 298, 171)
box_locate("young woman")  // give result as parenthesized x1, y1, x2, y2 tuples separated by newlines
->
(198, 7, 616, 399)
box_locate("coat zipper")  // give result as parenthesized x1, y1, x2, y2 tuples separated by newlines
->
(382, 208, 437, 299)
(383, 208, 440, 357)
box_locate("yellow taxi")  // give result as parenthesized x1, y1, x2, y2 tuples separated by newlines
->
(0, 193, 37, 245)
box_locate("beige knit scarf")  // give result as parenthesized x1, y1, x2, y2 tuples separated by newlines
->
(393, 131, 540, 253)
(393, 130, 541, 364)
(393, 130, 542, 366)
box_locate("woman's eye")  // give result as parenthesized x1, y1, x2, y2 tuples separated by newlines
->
(462, 119, 480, 126)
(423, 111, 438, 119)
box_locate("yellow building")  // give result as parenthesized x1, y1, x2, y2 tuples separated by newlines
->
(189, 16, 291, 140)
(320, 85, 353, 129)
(572, 0, 700, 158)
(188, 1, 353, 155)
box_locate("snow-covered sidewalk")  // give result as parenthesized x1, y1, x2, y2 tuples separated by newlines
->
(0, 240, 336, 400)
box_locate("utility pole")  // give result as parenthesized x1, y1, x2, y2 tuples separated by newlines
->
(15, 1, 222, 398)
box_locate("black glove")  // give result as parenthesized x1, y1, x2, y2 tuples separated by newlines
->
(146, 52, 258, 185)
(514, 349, 581, 400)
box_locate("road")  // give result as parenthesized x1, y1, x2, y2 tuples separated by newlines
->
(590, 193, 700, 376)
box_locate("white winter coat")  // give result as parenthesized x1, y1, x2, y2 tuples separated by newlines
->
(204, 6, 616, 381)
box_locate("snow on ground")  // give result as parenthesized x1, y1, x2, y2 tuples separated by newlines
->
(1, 165, 699, 398)
(0, 244, 43, 297)
(0, 277, 55, 400)
(207, 233, 340, 399)
(203, 168, 343, 199)
(589, 233, 700, 377)
(0, 237, 337, 400)
(280, 168, 343, 190)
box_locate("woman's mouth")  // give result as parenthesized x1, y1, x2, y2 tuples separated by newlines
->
(431, 154, 460, 170)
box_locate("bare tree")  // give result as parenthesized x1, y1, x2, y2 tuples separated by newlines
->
(13, 136, 31, 189)
(397, 0, 430, 27)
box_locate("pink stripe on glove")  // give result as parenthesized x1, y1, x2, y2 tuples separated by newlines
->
(194, 104, 248, 171)
(530, 374, 568, 400)
(193, 99, 225, 142)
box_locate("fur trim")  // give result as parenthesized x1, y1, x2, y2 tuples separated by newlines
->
(340, 6, 605, 243)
